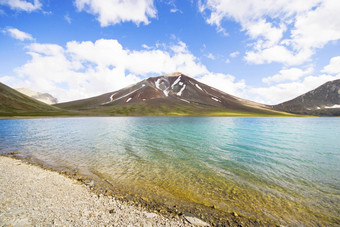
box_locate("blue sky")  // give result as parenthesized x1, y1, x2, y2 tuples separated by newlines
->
(1, 0, 340, 104)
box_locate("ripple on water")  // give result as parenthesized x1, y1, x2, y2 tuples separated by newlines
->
(0, 117, 339, 226)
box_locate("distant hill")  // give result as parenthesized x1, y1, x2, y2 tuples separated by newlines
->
(273, 79, 340, 116)
(56, 72, 289, 116)
(16, 88, 58, 105)
(0, 82, 63, 116)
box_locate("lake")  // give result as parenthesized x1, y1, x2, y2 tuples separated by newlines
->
(0, 117, 339, 226)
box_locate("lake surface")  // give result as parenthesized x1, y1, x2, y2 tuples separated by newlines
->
(0, 117, 339, 225)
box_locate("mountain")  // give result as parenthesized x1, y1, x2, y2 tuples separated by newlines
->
(273, 79, 340, 116)
(0, 82, 63, 116)
(56, 72, 289, 116)
(16, 88, 58, 105)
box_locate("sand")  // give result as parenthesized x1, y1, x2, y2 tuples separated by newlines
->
(0, 156, 209, 226)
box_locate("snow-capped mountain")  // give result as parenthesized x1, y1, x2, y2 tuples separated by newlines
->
(56, 72, 282, 116)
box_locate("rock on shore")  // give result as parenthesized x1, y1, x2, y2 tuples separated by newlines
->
(0, 156, 192, 226)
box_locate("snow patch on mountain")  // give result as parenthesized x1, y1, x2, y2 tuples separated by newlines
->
(324, 104, 340, 109)
(171, 76, 181, 89)
(177, 84, 186, 96)
(195, 84, 203, 91)
(211, 97, 221, 102)
(102, 86, 143, 105)
(179, 98, 190, 103)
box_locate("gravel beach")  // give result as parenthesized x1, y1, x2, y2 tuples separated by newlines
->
(0, 156, 208, 226)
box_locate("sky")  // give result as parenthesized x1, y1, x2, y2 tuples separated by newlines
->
(0, 0, 340, 104)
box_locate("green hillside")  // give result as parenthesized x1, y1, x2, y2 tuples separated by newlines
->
(0, 82, 65, 116)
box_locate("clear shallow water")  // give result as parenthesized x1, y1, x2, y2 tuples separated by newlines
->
(0, 117, 339, 225)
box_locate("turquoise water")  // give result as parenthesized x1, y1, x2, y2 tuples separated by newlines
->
(0, 117, 339, 225)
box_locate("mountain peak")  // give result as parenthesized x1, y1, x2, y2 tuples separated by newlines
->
(162, 72, 184, 77)
(56, 72, 278, 116)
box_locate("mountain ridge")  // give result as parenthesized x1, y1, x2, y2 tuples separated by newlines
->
(55, 72, 290, 116)
(273, 79, 340, 116)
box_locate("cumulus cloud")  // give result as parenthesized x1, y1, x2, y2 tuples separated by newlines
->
(4, 28, 34, 41)
(290, 0, 340, 50)
(262, 66, 313, 84)
(200, 0, 340, 66)
(74, 0, 157, 26)
(322, 56, 340, 75)
(198, 73, 246, 97)
(1, 39, 212, 102)
(2, 36, 338, 106)
(244, 45, 313, 65)
(247, 56, 340, 104)
(0, 0, 41, 12)
(250, 74, 340, 105)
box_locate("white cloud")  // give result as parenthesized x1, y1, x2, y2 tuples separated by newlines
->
(198, 73, 246, 97)
(170, 8, 182, 14)
(74, 0, 157, 26)
(290, 0, 340, 50)
(244, 45, 313, 65)
(322, 56, 340, 75)
(169, 41, 187, 53)
(4, 28, 34, 41)
(245, 19, 286, 48)
(262, 66, 313, 84)
(250, 74, 340, 105)
(199, 0, 320, 32)
(225, 58, 230, 64)
(206, 53, 215, 60)
(64, 14, 71, 24)
(141, 44, 152, 49)
(200, 0, 340, 66)
(0, 0, 41, 12)
(2, 39, 211, 102)
(229, 51, 239, 58)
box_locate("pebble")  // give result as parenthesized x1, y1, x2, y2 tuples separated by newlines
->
(143, 212, 158, 218)
(184, 216, 210, 226)
(0, 156, 190, 226)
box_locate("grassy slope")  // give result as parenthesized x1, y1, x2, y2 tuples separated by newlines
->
(66, 101, 300, 117)
(0, 82, 69, 116)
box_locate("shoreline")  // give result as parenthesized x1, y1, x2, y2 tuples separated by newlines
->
(0, 156, 199, 226)
(0, 155, 271, 226)
(0, 114, 313, 120)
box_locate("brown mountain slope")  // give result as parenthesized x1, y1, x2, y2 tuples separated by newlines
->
(56, 72, 290, 116)
(273, 79, 340, 116)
